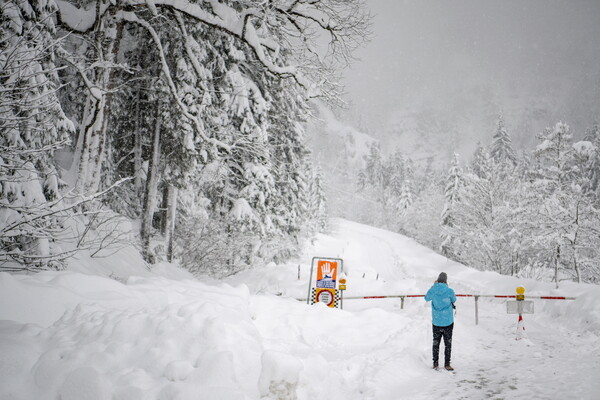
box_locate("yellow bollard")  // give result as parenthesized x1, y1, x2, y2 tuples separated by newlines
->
(516, 286, 525, 301)
(339, 273, 347, 291)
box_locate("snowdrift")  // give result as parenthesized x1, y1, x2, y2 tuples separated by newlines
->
(1, 219, 599, 399)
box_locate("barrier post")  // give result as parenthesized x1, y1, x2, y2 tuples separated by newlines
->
(339, 274, 347, 310)
(474, 296, 479, 325)
(400, 296, 405, 309)
(515, 286, 528, 340)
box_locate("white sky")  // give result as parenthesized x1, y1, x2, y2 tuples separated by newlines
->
(342, 0, 600, 145)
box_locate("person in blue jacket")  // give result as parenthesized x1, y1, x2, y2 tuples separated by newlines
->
(425, 272, 456, 371)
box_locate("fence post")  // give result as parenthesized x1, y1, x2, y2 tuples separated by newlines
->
(474, 296, 480, 325)
(401, 296, 405, 310)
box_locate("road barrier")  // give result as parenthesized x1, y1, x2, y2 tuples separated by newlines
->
(300, 257, 576, 326)
(301, 292, 576, 325)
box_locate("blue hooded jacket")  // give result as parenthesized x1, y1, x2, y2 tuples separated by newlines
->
(425, 282, 456, 327)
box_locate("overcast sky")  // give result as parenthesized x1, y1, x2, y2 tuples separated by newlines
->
(342, 0, 600, 145)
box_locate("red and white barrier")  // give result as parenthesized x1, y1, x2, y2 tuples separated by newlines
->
(341, 294, 575, 299)
(302, 293, 576, 325)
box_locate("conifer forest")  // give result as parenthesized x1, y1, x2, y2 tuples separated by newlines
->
(2, 0, 599, 284)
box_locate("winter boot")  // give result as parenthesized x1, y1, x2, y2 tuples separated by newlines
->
(444, 365, 454, 371)
(433, 363, 439, 370)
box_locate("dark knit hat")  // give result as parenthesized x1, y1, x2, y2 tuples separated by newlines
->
(437, 272, 448, 284)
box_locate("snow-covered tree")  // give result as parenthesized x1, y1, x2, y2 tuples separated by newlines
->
(490, 112, 517, 166)
(530, 121, 600, 284)
(1, 0, 74, 268)
(440, 153, 463, 259)
(396, 180, 413, 216)
(309, 166, 328, 233)
(267, 75, 314, 240)
(452, 170, 526, 274)
(2, 0, 372, 275)
(470, 141, 491, 179)
(400, 168, 444, 251)
(534, 121, 574, 191)
(53, 0, 367, 269)
(582, 123, 600, 201)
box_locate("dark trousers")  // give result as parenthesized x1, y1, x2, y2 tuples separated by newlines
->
(432, 323, 453, 366)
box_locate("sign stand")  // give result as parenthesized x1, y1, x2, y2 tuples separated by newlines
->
(307, 257, 344, 309)
(506, 286, 533, 340)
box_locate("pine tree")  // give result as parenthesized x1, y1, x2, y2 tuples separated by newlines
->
(490, 113, 517, 166)
(582, 123, 600, 199)
(401, 168, 445, 251)
(2, 0, 370, 273)
(451, 169, 521, 274)
(310, 166, 329, 233)
(534, 121, 574, 191)
(440, 154, 463, 259)
(1, 0, 74, 268)
(470, 141, 491, 178)
(267, 75, 313, 239)
(532, 121, 595, 285)
(396, 180, 413, 216)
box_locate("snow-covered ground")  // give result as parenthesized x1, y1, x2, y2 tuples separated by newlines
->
(1, 219, 599, 400)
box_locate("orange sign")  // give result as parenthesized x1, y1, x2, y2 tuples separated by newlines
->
(316, 260, 338, 289)
(308, 257, 344, 309)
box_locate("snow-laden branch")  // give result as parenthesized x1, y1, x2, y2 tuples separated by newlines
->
(55, 0, 111, 32)
(117, 11, 230, 152)
(0, 177, 132, 237)
(54, 0, 325, 92)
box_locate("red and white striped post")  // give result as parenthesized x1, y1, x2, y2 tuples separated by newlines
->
(515, 286, 527, 340)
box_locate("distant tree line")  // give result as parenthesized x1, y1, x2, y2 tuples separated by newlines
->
(0, 0, 369, 275)
(359, 115, 600, 284)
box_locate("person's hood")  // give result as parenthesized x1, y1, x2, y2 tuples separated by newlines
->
(430, 282, 450, 295)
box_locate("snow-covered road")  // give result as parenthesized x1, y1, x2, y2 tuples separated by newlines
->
(1, 219, 599, 399)
(234, 219, 600, 399)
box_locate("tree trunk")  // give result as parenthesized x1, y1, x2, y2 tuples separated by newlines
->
(573, 255, 581, 284)
(75, 94, 101, 195)
(87, 20, 124, 195)
(160, 184, 169, 235)
(555, 245, 560, 289)
(87, 104, 107, 194)
(572, 201, 581, 284)
(133, 84, 143, 194)
(140, 103, 162, 263)
(70, 95, 91, 188)
(165, 185, 178, 263)
(74, 1, 106, 197)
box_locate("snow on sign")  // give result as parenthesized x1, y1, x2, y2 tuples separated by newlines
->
(507, 286, 534, 314)
(312, 288, 340, 308)
(307, 257, 344, 308)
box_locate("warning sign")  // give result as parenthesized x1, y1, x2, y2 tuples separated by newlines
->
(316, 260, 338, 289)
(506, 300, 534, 314)
(307, 257, 344, 309)
(311, 288, 339, 308)
(315, 288, 335, 306)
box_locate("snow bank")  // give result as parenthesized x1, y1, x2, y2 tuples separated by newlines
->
(0, 272, 263, 399)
